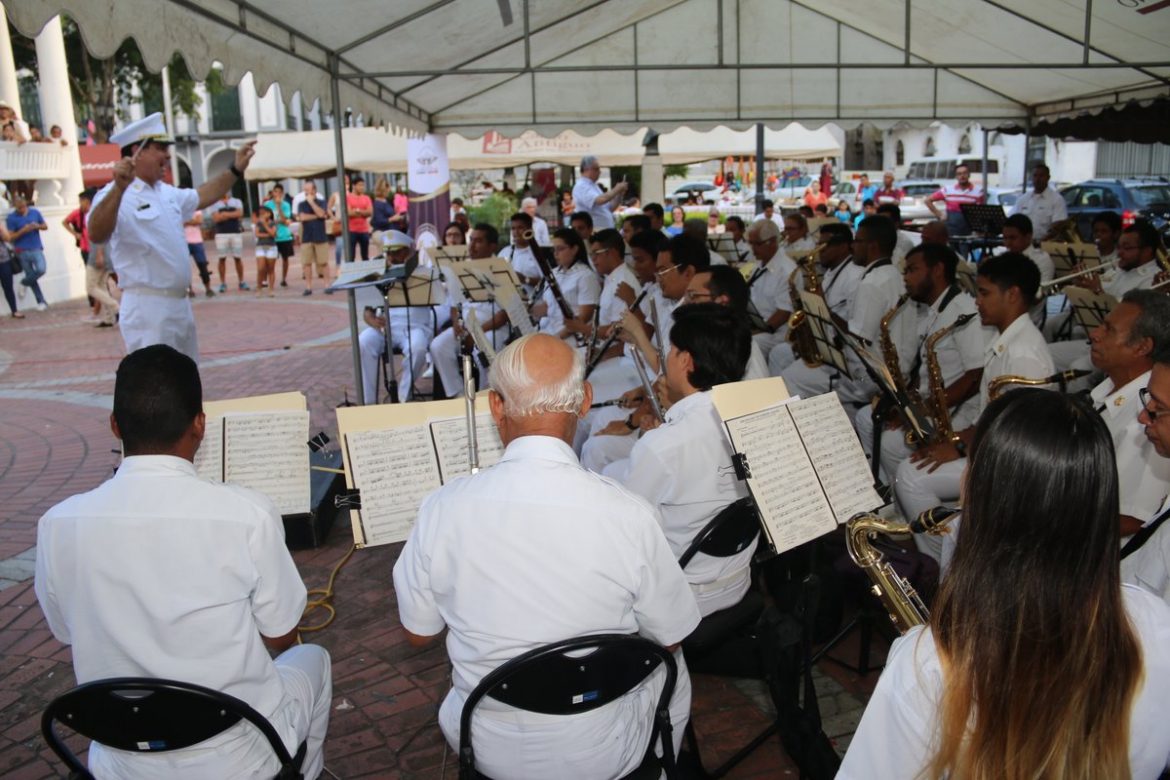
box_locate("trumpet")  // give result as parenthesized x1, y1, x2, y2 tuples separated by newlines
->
(987, 369, 1093, 401)
(1040, 257, 1120, 297)
(846, 506, 960, 633)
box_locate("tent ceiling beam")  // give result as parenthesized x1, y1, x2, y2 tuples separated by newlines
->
(335, 0, 458, 57)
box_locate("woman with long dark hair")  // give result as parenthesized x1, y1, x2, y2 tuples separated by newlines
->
(841, 389, 1170, 779)
(532, 227, 598, 341)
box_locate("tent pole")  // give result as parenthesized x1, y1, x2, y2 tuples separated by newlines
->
(981, 128, 989, 195)
(330, 55, 364, 405)
(1022, 117, 1032, 192)
(755, 122, 764, 213)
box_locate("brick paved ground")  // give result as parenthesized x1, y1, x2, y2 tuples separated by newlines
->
(0, 249, 886, 778)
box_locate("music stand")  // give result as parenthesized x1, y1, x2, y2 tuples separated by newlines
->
(960, 203, 1007, 261)
(798, 291, 851, 377)
(429, 244, 469, 264)
(1064, 287, 1117, 334)
(706, 234, 739, 264)
(379, 257, 446, 403)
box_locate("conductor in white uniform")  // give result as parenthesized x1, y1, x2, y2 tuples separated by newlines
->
(393, 333, 701, 780)
(88, 113, 256, 362)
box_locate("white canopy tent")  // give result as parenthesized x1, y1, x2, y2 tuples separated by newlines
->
(245, 124, 842, 180)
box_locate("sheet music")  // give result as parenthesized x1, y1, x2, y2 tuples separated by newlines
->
(723, 405, 836, 554)
(193, 417, 224, 481)
(333, 258, 387, 287)
(497, 284, 536, 335)
(222, 411, 311, 515)
(345, 425, 443, 546)
(787, 393, 882, 523)
(429, 414, 506, 482)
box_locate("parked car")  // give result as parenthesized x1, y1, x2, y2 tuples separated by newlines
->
(988, 187, 1023, 210)
(895, 180, 943, 225)
(671, 181, 720, 204)
(1060, 178, 1170, 241)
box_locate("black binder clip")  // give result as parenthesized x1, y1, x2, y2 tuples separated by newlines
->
(731, 453, 752, 481)
(335, 489, 362, 510)
(307, 432, 331, 452)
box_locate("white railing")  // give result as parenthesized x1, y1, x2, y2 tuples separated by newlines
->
(0, 141, 70, 180)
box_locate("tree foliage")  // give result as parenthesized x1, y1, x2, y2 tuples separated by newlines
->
(10, 16, 223, 143)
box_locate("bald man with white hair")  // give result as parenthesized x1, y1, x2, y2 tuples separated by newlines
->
(393, 333, 700, 780)
(572, 155, 627, 230)
(520, 196, 551, 246)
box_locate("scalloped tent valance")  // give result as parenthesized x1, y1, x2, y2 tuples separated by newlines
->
(8, 0, 1170, 138)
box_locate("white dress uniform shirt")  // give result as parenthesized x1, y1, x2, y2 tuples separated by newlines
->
(1123, 497, 1170, 607)
(839, 585, 1170, 779)
(541, 262, 601, 337)
(1011, 186, 1069, 239)
(35, 456, 331, 780)
(855, 289, 987, 482)
(1050, 260, 1160, 372)
(1105, 260, 1159, 298)
(91, 178, 201, 360)
(531, 215, 551, 247)
(500, 244, 543, 287)
(894, 314, 1054, 561)
(599, 262, 640, 326)
(572, 177, 616, 230)
(892, 230, 920, 269)
(768, 259, 865, 376)
(393, 435, 701, 780)
(621, 392, 756, 616)
(1092, 370, 1170, 520)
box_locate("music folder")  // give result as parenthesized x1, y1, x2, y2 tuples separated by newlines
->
(711, 378, 882, 556)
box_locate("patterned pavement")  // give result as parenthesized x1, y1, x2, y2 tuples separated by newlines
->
(0, 249, 883, 778)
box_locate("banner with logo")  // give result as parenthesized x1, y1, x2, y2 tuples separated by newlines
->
(406, 134, 451, 254)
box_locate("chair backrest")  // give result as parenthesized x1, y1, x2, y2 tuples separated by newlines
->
(677, 497, 760, 570)
(42, 678, 301, 779)
(458, 634, 678, 779)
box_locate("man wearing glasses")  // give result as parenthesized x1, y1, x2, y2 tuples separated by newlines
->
(1126, 338, 1170, 607)
(744, 219, 797, 357)
(1086, 290, 1170, 537)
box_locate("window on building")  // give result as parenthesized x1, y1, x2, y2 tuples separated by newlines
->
(924, 137, 937, 157)
(958, 134, 972, 154)
(896, 140, 905, 166)
(211, 85, 242, 132)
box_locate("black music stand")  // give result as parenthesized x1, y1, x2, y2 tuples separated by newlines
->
(1064, 286, 1116, 333)
(798, 291, 851, 378)
(960, 203, 1006, 261)
(378, 257, 445, 403)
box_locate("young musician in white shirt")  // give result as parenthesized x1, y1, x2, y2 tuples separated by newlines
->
(1123, 347, 1170, 607)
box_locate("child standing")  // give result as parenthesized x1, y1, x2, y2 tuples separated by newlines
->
(254, 206, 277, 297)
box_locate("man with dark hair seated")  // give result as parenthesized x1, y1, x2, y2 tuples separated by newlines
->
(35, 346, 331, 779)
(620, 303, 756, 617)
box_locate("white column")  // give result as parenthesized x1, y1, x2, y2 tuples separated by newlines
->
(34, 15, 84, 203)
(32, 15, 87, 303)
(0, 2, 20, 107)
(641, 152, 664, 205)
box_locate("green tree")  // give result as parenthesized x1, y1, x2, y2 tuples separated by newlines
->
(10, 17, 223, 143)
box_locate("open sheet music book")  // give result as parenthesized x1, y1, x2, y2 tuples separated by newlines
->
(192, 392, 311, 516)
(336, 398, 505, 548)
(333, 258, 388, 288)
(711, 378, 881, 555)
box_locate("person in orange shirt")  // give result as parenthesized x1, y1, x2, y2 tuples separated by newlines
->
(346, 177, 373, 261)
(803, 179, 829, 210)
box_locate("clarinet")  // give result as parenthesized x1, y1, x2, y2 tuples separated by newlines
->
(533, 246, 576, 322)
(584, 287, 651, 379)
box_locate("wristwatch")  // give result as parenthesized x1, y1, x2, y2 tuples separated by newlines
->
(229, 162, 243, 179)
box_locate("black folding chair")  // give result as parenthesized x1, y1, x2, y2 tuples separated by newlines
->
(458, 634, 679, 780)
(41, 677, 307, 780)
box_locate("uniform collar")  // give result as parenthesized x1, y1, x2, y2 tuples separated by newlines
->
(664, 389, 710, 425)
(498, 434, 581, 467)
(1091, 368, 1151, 419)
(987, 313, 1033, 359)
(117, 454, 198, 477)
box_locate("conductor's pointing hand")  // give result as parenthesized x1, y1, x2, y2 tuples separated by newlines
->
(233, 140, 257, 174)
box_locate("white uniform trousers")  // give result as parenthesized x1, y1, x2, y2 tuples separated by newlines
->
(768, 342, 797, 376)
(429, 326, 506, 398)
(360, 325, 433, 403)
(892, 456, 965, 564)
(119, 290, 199, 362)
(752, 326, 788, 361)
(854, 404, 915, 486)
(581, 430, 638, 474)
(273, 644, 332, 780)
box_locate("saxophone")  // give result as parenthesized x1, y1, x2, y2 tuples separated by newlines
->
(845, 506, 959, 633)
(987, 369, 1093, 401)
(878, 295, 933, 444)
(786, 244, 824, 367)
(921, 312, 977, 445)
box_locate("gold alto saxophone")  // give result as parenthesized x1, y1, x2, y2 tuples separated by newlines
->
(786, 244, 825, 367)
(846, 506, 960, 633)
(878, 294, 933, 444)
(987, 369, 1094, 401)
(921, 312, 977, 445)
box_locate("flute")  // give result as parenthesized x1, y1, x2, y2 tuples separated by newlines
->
(631, 348, 665, 422)
(584, 286, 651, 379)
(649, 297, 666, 371)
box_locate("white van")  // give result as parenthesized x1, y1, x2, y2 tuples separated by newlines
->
(906, 157, 1000, 188)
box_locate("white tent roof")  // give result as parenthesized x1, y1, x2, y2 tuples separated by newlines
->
(11, 0, 1169, 135)
(245, 124, 842, 180)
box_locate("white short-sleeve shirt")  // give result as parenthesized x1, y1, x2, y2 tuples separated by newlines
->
(621, 392, 756, 616)
(747, 252, 797, 324)
(501, 244, 543, 283)
(839, 585, 1170, 779)
(34, 455, 308, 778)
(91, 179, 200, 292)
(1011, 186, 1069, 239)
(599, 261, 640, 326)
(1123, 497, 1170, 607)
(979, 313, 1056, 410)
(572, 177, 616, 230)
(541, 261, 601, 336)
(1105, 260, 1159, 298)
(911, 290, 989, 431)
(393, 435, 701, 780)
(1091, 370, 1170, 520)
